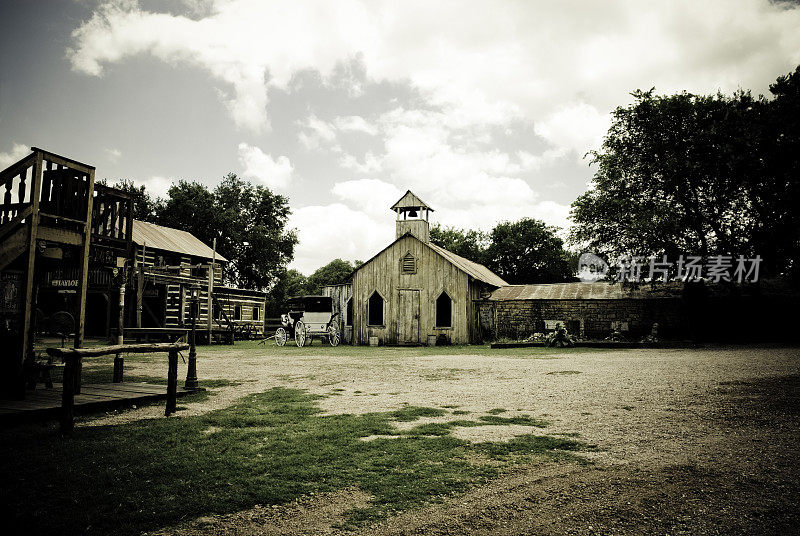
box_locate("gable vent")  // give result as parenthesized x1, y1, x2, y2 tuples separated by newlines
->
(402, 252, 416, 274)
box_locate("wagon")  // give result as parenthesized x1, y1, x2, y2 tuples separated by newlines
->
(274, 295, 340, 347)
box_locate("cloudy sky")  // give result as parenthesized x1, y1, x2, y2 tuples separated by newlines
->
(1, 0, 799, 273)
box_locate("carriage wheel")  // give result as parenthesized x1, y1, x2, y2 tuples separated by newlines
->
(275, 327, 287, 346)
(328, 325, 340, 347)
(294, 321, 307, 347)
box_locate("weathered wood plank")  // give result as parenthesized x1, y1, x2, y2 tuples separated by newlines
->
(47, 342, 188, 358)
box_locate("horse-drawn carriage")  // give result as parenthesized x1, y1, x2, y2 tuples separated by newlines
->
(275, 295, 340, 347)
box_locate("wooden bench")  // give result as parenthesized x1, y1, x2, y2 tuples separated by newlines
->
(117, 327, 189, 343)
(47, 342, 190, 434)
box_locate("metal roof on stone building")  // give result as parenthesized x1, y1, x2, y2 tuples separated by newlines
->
(489, 282, 682, 300)
(132, 220, 227, 262)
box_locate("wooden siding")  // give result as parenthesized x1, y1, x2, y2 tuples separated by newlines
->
(133, 244, 264, 335)
(322, 284, 353, 344)
(352, 235, 473, 345)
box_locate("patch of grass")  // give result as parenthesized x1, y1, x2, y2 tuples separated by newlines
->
(487, 408, 507, 415)
(0, 388, 591, 535)
(620, 405, 635, 411)
(402, 420, 486, 437)
(477, 434, 592, 461)
(478, 414, 549, 427)
(452, 410, 470, 415)
(546, 370, 583, 375)
(389, 406, 447, 421)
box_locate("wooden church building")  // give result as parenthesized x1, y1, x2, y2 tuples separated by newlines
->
(350, 191, 507, 345)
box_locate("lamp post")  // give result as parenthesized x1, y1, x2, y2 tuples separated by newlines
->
(184, 282, 200, 389)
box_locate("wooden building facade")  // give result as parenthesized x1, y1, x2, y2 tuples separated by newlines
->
(1, 148, 133, 397)
(0, 148, 268, 398)
(322, 283, 353, 344)
(350, 191, 507, 345)
(130, 220, 267, 340)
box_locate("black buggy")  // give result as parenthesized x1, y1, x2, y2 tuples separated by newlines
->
(274, 295, 340, 347)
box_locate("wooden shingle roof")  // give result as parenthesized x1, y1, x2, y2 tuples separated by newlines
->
(132, 220, 227, 262)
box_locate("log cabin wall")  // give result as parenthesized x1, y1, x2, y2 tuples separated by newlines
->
(133, 244, 265, 337)
(352, 235, 472, 345)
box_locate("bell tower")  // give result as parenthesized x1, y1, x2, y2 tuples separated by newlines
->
(391, 190, 432, 242)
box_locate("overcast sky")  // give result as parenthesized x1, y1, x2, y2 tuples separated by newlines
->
(1, 0, 799, 273)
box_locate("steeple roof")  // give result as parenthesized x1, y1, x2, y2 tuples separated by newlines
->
(390, 190, 433, 211)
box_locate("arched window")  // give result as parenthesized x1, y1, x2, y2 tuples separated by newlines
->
(346, 298, 353, 326)
(436, 291, 452, 328)
(368, 291, 384, 326)
(401, 252, 417, 274)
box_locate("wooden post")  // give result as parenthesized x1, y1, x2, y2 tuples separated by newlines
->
(207, 238, 215, 344)
(74, 168, 95, 355)
(61, 354, 76, 434)
(165, 349, 178, 416)
(113, 260, 127, 381)
(19, 153, 44, 398)
(136, 243, 145, 328)
(113, 273, 125, 382)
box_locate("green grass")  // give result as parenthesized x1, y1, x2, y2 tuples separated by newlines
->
(478, 414, 549, 427)
(0, 388, 591, 535)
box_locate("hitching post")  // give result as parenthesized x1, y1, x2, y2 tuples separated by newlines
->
(184, 282, 200, 390)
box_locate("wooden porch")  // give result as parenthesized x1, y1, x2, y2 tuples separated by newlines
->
(0, 381, 192, 425)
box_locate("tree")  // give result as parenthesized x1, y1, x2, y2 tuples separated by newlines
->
(266, 269, 308, 315)
(306, 259, 358, 294)
(211, 174, 297, 290)
(484, 218, 575, 284)
(570, 67, 800, 277)
(429, 224, 488, 264)
(157, 180, 218, 247)
(153, 175, 297, 290)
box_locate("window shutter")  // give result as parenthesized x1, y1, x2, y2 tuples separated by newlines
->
(402, 252, 416, 274)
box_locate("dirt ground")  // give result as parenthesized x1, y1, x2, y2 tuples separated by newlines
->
(92, 344, 799, 535)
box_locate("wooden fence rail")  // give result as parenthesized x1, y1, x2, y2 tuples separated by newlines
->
(46, 343, 190, 434)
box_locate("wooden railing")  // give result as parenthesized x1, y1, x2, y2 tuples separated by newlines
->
(0, 148, 97, 229)
(46, 342, 190, 434)
(92, 184, 133, 243)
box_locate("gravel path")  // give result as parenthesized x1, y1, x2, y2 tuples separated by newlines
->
(87, 344, 799, 534)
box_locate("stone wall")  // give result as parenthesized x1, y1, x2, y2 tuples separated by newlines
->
(481, 299, 683, 340)
(477, 294, 799, 342)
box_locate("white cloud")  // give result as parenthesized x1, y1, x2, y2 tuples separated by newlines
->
(139, 176, 174, 199)
(517, 148, 568, 171)
(237, 143, 293, 189)
(68, 0, 800, 139)
(334, 115, 378, 135)
(534, 102, 610, 158)
(331, 179, 402, 217)
(0, 143, 30, 169)
(297, 114, 340, 152)
(105, 147, 122, 162)
(338, 152, 383, 174)
(288, 202, 394, 273)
